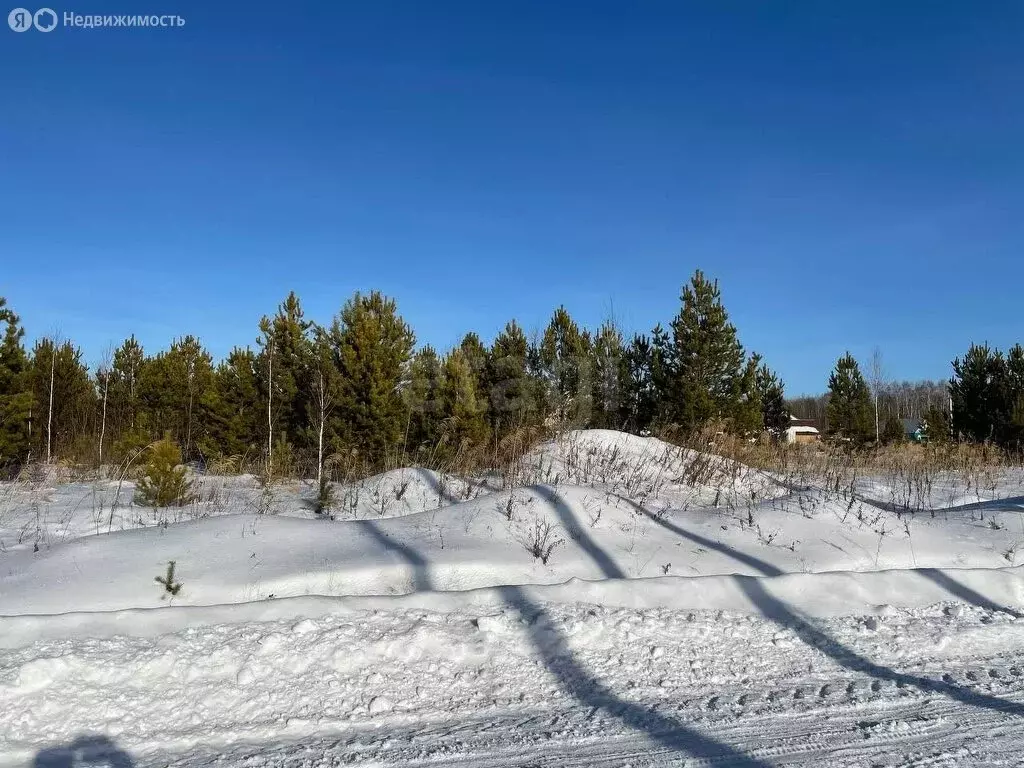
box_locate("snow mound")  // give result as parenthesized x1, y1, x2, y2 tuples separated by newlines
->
(524, 429, 783, 506)
(331, 467, 484, 519)
(5, 474, 1024, 616)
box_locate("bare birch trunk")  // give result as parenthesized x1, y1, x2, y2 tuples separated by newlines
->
(317, 369, 326, 488)
(46, 345, 55, 464)
(266, 341, 274, 477)
(99, 375, 108, 465)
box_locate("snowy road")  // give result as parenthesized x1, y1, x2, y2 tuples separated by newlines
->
(7, 584, 1024, 767)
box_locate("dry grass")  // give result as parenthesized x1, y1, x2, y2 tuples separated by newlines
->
(680, 430, 1023, 515)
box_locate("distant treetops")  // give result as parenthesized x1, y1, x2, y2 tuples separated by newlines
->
(2, 276, 1019, 476)
(0, 271, 790, 475)
(821, 343, 1024, 451)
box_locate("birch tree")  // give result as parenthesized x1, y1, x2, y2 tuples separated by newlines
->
(95, 345, 113, 465)
(868, 347, 885, 444)
(307, 328, 339, 488)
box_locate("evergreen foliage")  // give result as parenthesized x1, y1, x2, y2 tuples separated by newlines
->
(405, 345, 444, 455)
(200, 347, 261, 461)
(950, 342, 1024, 450)
(539, 307, 592, 428)
(329, 291, 415, 467)
(257, 292, 314, 471)
(439, 347, 489, 455)
(590, 321, 628, 430)
(487, 320, 536, 437)
(881, 414, 905, 445)
(0, 277, 807, 472)
(28, 338, 94, 461)
(755, 364, 788, 436)
(825, 352, 873, 443)
(135, 438, 196, 508)
(732, 354, 764, 436)
(921, 405, 951, 444)
(0, 298, 31, 467)
(665, 271, 748, 432)
(622, 334, 658, 433)
(155, 561, 183, 597)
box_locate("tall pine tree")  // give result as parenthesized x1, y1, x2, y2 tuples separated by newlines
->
(622, 334, 657, 433)
(539, 307, 592, 428)
(329, 291, 414, 467)
(666, 271, 746, 433)
(590, 321, 628, 430)
(486, 320, 538, 439)
(755, 363, 788, 437)
(826, 352, 873, 443)
(28, 338, 94, 462)
(257, 292, 314, 470)
(439, 347, 489, 456)
(405, 345, 445, 456)
(950, 343, 1005, 443)
(200, 347, 261, 461)
(0, 298, 31, 467)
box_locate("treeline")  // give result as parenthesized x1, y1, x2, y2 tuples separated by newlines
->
(0, 270, 788, 477)
(806, 346, 1024, 451)
(788, 381, 948, 428)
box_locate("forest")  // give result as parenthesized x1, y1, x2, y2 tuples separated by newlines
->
(1, 269, 1021, 480)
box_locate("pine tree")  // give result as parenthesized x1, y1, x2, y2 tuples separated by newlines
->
(459, 332, 489, 414)
(950, 343, 1007, 443)
(28, 338, 94, 462)
(667, 271, 746, 432)
(622, 334, 656, 433)
(257, 292, 314, 472)
(135, 438, 196, 508)
(1002, 344, 1024, 451)
(590, 321, 628, 430)
(825, 352, 873, 443)
(329, 291, 415, 467)
(731, 354, 764, 436)
(0, 298, 31, 468)
(486, 320, 538, 439)
(649, 324, 673, 426)
(882, 413, 905, 445)
(755, 363, 789, 437)
(405, 345, 444, 456)
(539, 307, 592, 428)
(921, 404, 951, 444)
(139, 337, 214, 461)
(94, 347, 116, 466)
(109, 336, 145, 434)
(200, 347, 261, 461)
(306, 328, 341, 486)
(439, 347, 489, 455)
(168, 336, 214, 461)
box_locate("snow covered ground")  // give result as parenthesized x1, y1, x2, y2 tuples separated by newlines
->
(3, 430, 1024, 766)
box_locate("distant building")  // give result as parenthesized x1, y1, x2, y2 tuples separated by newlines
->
(902, 418, 924, 443)
(785, 416, 821, 445)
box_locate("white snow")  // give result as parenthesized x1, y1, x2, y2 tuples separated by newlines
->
(3, 430, 1024, 765)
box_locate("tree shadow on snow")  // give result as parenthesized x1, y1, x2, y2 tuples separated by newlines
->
(825, 491, 1024, 518)
(916, 568, 1024, 619)
(531, 484, 627, 579)
(355, 519, 435, 591)
(612, 493, 785, 576)
(34, 735, 134, 767)
(413, 467, 463, 506)
(618, 495, 1024, 720)
(354, 489, 769, 763)
(735, 575, 1024, 718)
(497, 585, 773, 766)
(938, 495, 1024, 515)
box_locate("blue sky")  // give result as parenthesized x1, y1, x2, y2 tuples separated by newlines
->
(1, 1, 1021, 394)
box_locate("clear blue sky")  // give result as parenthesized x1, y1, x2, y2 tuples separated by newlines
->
(2, 1, 1021, 394)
